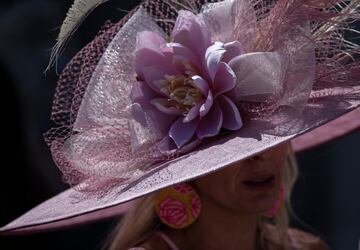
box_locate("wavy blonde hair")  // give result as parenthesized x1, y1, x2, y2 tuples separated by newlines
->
(106, 145, 299, 250)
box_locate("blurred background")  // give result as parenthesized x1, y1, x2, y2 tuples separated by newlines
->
(0, 1, 359, 249)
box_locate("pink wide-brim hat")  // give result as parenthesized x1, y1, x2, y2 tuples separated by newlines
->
(1, 0, 360, 235)
(1, 109, 359, 235)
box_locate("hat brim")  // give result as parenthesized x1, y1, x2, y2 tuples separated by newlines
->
(292, 108, 360, 152)
(1, 101, 359, 235)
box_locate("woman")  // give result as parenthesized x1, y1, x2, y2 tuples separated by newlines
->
(109, 143, 328, 250)
(0, 1, 358, 250)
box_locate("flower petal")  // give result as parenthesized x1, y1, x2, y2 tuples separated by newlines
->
(218, 95, 243, 130)
(135, 48, 167, 78)
(223, 41, 244, 63)
(151, 98, 182, 115)
(199, 90, 213, 117)
(135, 48, 178, 79)
(130, 81, 157, 108)
(172, 10, 211, 57)
(160, 44, 174, 58)
(135, 31, 174, 77)
(136, 31, 166, 52)
(158, 135, 202, 155)
(131, 79, 179, 134)
(183, 103, 202, 123)
(146, 106, 178, 135)
(192, 75, 209, 95)
(130, 103, 177, 136)
(213, 62, 236, 98)
(167, 42, 202, 70)
(169, 117, 199, 148)
(205, 42, 226, 82)
(157, 135, 177, 152)
(141, 66, 174, 96)
(197, 101, 223, 139)
(130, 82, 175, 132)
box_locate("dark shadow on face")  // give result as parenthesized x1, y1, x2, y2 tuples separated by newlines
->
(193, 142, 289, 215)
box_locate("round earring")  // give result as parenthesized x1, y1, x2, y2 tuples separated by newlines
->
(263, 183, 285, 218)
(154, 183, 201, 229)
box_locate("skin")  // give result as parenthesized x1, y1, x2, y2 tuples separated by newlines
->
(140, 142, 290, 250)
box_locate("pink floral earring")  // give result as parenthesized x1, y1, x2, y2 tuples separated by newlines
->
(263, 183, 285, 218)
(154, 183, 201, 229)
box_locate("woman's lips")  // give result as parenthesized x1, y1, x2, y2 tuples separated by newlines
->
(241, 174, 275, 191)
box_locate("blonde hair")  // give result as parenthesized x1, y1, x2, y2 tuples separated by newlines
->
(258, 145, 299, 248)
(107, 145, 299, 250)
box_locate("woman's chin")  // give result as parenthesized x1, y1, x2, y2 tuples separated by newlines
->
(240, 193, 279, 215)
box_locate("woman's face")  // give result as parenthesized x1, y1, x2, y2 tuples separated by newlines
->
(193, 143, 289, 215)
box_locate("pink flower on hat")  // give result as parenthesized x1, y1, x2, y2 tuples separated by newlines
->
(131, 11, 243, 150)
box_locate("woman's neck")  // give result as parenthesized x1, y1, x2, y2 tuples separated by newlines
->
(166, 196, 259, 250)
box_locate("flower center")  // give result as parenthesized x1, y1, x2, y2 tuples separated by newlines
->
(158, 75, 204, 114)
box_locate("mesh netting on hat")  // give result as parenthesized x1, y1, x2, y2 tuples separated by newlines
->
(45, 0, 360, 196)
(45, 1, 223, 194)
